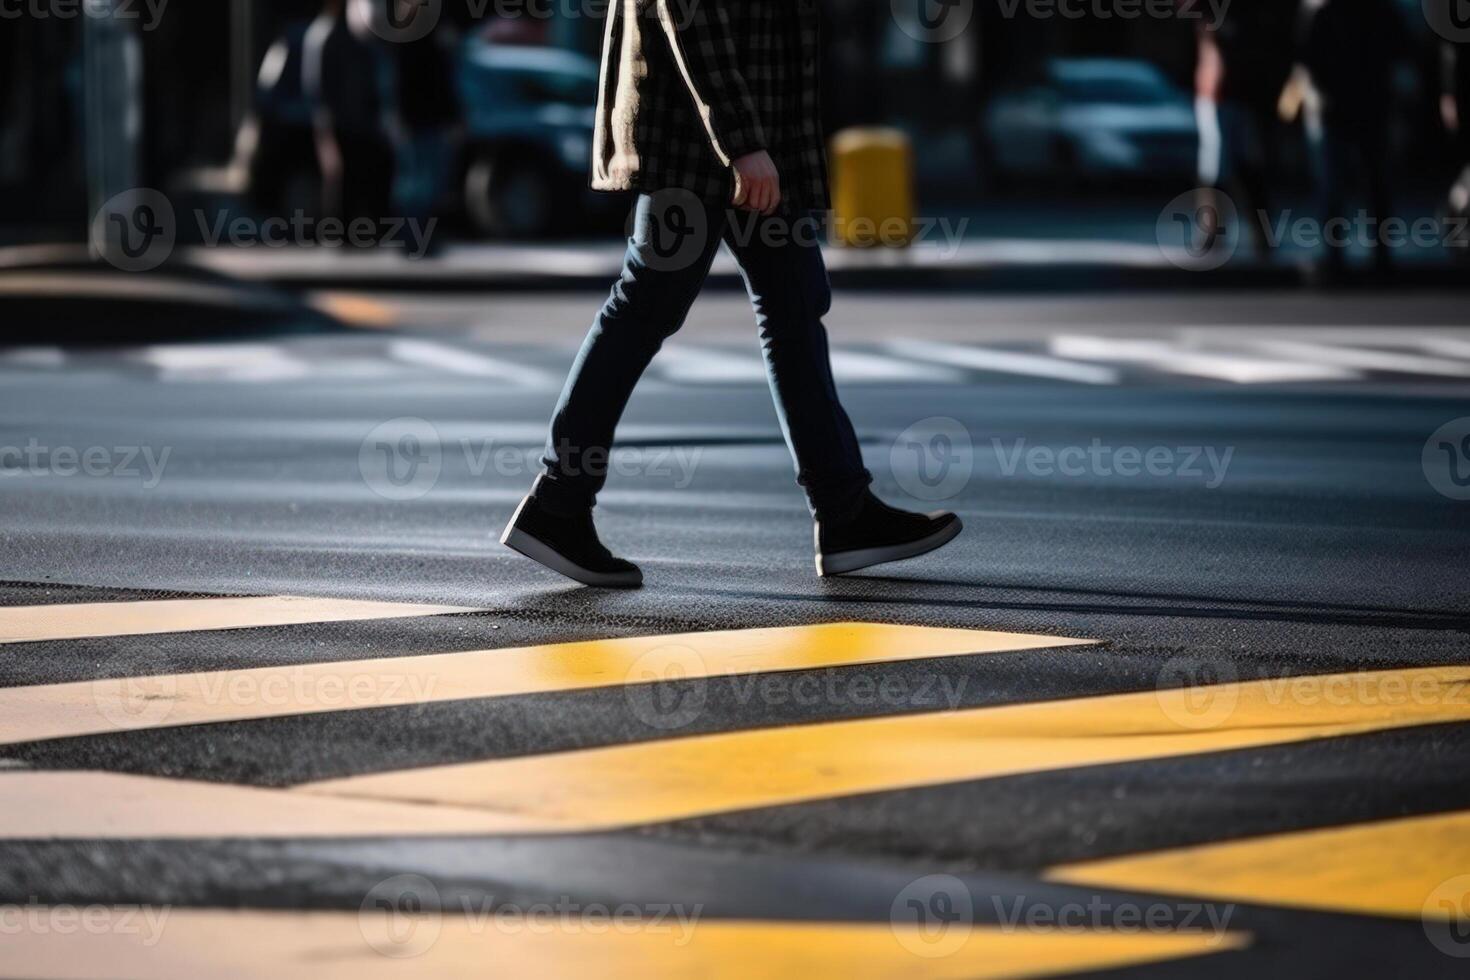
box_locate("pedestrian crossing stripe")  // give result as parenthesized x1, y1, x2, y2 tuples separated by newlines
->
(0, 595, 482, 645)
(0, 770, 540, 838)
(0, 622, 1092, 746)
(1048, 808, 1470, 922)
(299, 665, 1470, 834)
(0, 909, 1247, 980)
(7, 663, 1470, 841)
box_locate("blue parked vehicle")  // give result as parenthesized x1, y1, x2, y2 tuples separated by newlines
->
(457, 40, 620, 238)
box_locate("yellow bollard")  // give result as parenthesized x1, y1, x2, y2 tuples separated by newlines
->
(828, 127, 915, 248)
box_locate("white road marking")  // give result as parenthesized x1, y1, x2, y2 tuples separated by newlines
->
(655, 345, 767, 383)
(386, 339, 556, 386)
(138, 343, 313, 382)
(888, 339, 1121, 385)
(0, 595, 480, 645)
(1050, 335, 1359, 384)
(828, 349, 966, 383)
(2, 347, 66, 367)
(658, 345, 966, 385)
(1239, 338, 1470, 379)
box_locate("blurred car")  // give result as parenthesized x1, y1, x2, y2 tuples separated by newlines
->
(982, 58, 1198, 185)
(234, 31, 613, 240)
(458, 40, 618, 238)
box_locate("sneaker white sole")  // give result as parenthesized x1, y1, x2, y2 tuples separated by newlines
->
(815, 517, 963, 577)
(500, 501, 643, 589)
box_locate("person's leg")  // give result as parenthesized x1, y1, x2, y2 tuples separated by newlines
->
(720, 207, 870, 522)
(1361, 121, 1395, 274)
(1312, 117, 1350, 277)
(534, 192, 724, 515)
(720, 206, 961, 575)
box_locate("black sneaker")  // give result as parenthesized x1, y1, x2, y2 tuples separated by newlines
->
(815, 493, 962, 577)
(500, 495, 643, 589)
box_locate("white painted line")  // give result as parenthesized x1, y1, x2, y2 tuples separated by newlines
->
(0, 770, 540, 839)
(1051, 335, 1359, 384)
(656, 345, 767, 383)
(1240, 339, 1470, 378)
(0, 595, 481, 645)
(658, 346, 963, 385)
(2, 346, 66, 367)
(1412, 336, 1470, 361)
(887, 339, 1121, 385)
(386, 339, 555, 386)
(828, 350, 966, 383)
(138, 343, 312, 382)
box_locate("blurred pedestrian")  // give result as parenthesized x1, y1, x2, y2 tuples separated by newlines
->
(392, 11, 462, 255)
(303, 0, 397, 237)
(241, 20, 318, 220)
(1188, 0, 1303, 256)
(1441, 29, 1470, 242)
(1298, 0, 1410, 277)
(500, 0, 962, 588)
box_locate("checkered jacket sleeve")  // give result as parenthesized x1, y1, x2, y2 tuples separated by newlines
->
(653, 0, 768, 166)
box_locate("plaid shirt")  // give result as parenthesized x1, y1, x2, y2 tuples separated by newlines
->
(591, 0, 829, 210)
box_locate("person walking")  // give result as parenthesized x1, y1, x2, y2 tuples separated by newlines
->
(500, 0, 961, 588)
(1188, 0, 1303, 256)
(392, 11, 462, 255)
(303, 0, 397, 235)
(1441, 27, 1470, 243)
(1298, 0, 1410, 277)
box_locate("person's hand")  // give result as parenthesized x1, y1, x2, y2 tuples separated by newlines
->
(732, 151, 780, 215)
(315, 132, 343, 183)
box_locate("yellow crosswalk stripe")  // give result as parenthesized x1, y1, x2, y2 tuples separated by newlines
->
(0, 908, 1247, 980)
(0, 595, 481, 645)
(1048, 809, 1470, 921)
(301, 665, 1470, 834)
(0, 622, 1087, 746)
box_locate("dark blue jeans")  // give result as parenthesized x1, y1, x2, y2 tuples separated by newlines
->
(536, 193, 871, 521)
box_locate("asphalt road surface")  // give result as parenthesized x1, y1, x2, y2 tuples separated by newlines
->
(2, 289, 1470, 978)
